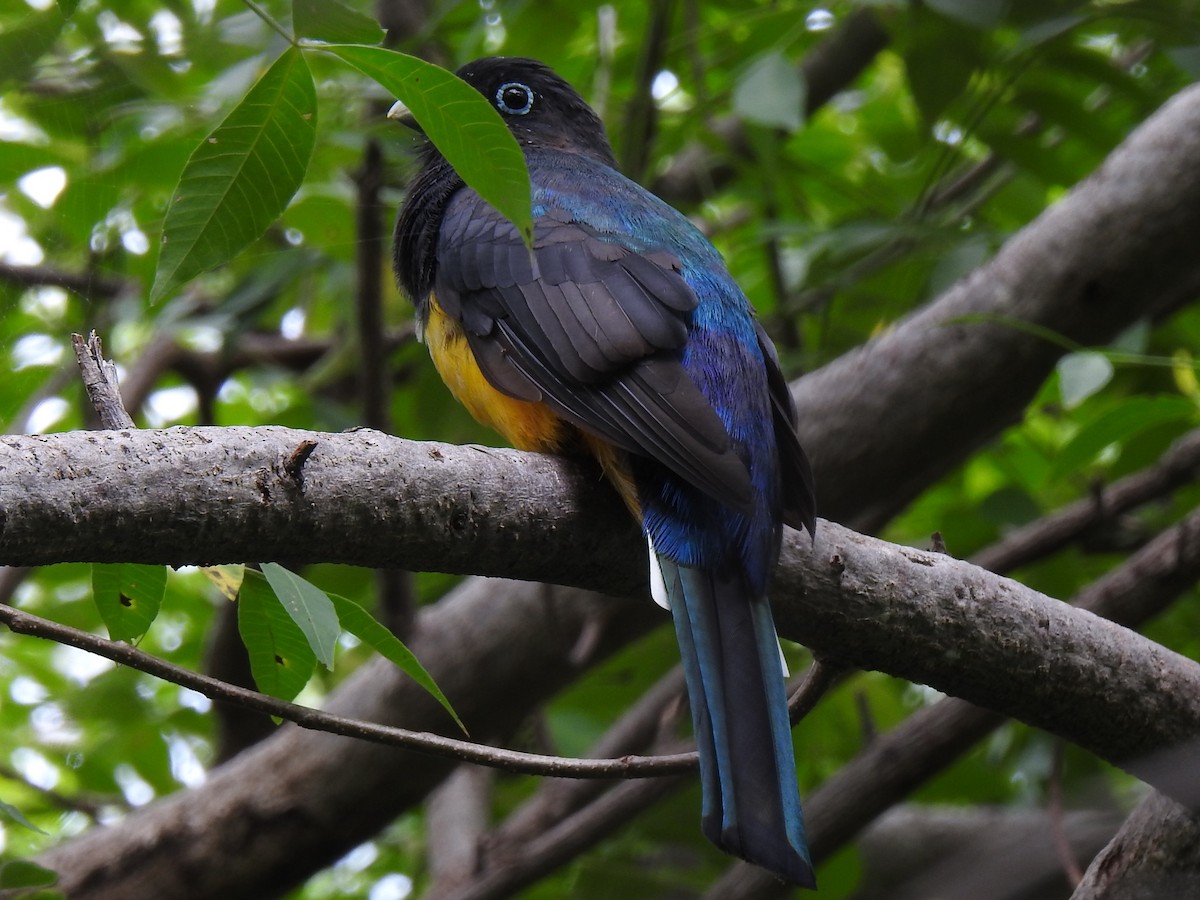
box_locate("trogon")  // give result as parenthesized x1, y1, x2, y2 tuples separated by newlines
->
(391, 56, 817, 887)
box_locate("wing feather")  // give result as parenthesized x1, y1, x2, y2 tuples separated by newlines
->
(437, 190, 755, 514)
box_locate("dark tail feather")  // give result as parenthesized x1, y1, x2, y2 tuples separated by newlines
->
(661, 558, 815, 888)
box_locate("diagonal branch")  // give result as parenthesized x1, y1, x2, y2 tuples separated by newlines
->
(970, 427, 1200, 573)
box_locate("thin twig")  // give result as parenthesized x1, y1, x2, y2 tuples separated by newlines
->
(0, 602, 697, 780)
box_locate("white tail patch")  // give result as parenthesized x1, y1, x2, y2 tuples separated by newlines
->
(647, 536, 670, 610)
(778, 640, 790, 677)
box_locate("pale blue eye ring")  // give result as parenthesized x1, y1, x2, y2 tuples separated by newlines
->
(496, 82, 534, 115)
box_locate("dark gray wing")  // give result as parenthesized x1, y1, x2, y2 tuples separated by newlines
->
(754, 321, 817, 535)
(435, 192, 754, 514)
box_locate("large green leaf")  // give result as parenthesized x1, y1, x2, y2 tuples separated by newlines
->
(1052, 395, 1197, 479)
(903, 9, 982, 124)
(328, 592, 465, 733)
(0, 859, 57, 889)
(237, 569, 316, 701)
(261, 562, 339, 670)
(1057, 351, 1114, 409)
(91, 563, 168, 642)
(325, 45, 533, 245)
(151, 47, 317, 303)
(733, 51, 806, 132)
(293, 0, 384, 45)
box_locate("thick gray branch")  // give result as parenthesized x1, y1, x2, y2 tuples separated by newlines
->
(0, 427, 637, 587)
(5, 426, 1200, 797)
(1072, 791, 1200, 900)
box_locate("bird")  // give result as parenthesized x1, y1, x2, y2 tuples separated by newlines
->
(391, 56, 817, 887)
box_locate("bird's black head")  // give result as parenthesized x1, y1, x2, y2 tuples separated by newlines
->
(454, 57, 616, 167)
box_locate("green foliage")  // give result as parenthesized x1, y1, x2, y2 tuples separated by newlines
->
(292, 0, 384, 45)
(326, 590, 465, 733)
(260, 562, 339, 670)
(326, 45, 534, 245)
(733, 51, 807, 131)
(235, 567, 317, 701)
(3, 0, 1200, 896)
(0, 858, 57, 890)
(0, 802, 46, 835)
(151, 46, 318, 303)
(91, 563, 167, 643)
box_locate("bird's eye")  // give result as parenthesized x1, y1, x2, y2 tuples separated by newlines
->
(495, 82, 535, 116)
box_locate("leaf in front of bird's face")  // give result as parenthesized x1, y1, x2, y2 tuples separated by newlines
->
(325, 45, 534, 247)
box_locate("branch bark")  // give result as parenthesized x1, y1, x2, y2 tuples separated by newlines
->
(1072, 791, 1200, 900)
(9, 426, 1200, 899)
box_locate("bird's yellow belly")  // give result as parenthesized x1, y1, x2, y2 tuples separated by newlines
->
(423, 292, 642, 516)
(424, 293, 569, 453)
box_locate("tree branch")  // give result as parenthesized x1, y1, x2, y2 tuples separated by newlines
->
(1071, 791, 1200, 900)
(970, 427, 1200, 574)
(71, 331, 134, 430)
(0, 599, 694, 779)
(4, 426, 1200, 797)
(0, 262, 128, 299)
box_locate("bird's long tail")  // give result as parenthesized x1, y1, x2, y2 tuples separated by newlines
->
(658, 556, 815, 887)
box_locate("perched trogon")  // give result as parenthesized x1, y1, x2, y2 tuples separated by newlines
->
(391, 57, 817, 887)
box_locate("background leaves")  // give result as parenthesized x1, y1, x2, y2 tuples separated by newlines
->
(2, 0, 1200, 896)
(151, 46, 318, 303)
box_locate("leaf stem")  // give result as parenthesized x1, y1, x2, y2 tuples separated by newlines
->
(241, 0, 295, 45)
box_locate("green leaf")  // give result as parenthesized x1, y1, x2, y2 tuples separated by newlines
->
(1057, 352, 1114, 409)
(1052, 396, 1196, 478)
(91, 563, 168, 642)
(328, 592, 466, 733)
(260, 563, 339, 670)
(0, 10, 63, 88)
(0, 801, 47, 835)
(293, 0, 384, 45)
(733, 51, 806, 132)
(325, 45, 533, 245)
(237, 570, 316, 701)
(151, 47, 317, 303)
(55, 0, 78, 17)
(0, 859, 57, 889)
